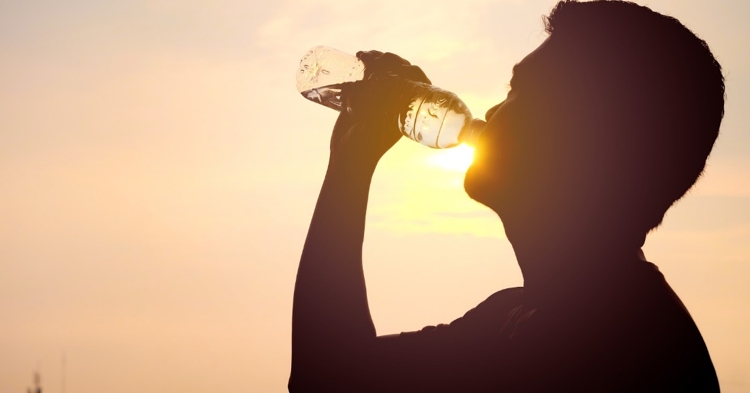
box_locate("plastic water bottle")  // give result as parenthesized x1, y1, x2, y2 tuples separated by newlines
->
(296, 46, 485, 149)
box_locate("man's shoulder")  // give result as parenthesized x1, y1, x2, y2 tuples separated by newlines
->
(394, 287, 525, 344)
(451, 287, 525, 326)
(475, 287, 525, 313)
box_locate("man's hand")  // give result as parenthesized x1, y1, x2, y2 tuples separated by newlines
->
(329, 50, 431, 174)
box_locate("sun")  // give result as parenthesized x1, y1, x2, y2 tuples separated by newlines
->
(426, 144, 475, 172)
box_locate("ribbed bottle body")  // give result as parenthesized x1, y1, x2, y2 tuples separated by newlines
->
(297, 46, 484, 148)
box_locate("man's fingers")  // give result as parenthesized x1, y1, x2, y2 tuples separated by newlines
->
(378, 52, 412, 66)
(356, 50, 430, 84)
(355, 50, 384, 65)
(399, 64, 431, 85)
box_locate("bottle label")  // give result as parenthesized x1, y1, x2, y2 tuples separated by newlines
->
(398, 83, 470, 148)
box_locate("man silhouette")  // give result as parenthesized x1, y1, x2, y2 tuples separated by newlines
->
(290, 1, 725, 392)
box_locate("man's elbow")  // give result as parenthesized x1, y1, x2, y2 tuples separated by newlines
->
(289, 362, 367, 393)
(288, 372, 338, 393)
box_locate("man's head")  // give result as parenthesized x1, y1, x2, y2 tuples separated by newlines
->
(465, 0, 725, 248)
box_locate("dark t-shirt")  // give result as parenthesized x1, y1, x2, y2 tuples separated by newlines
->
(365, 261, 719, 392)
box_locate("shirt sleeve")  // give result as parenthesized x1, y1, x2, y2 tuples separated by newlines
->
(357, 287, 525, 392)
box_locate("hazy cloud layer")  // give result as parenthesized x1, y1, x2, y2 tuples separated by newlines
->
(1, 0, 749, 392)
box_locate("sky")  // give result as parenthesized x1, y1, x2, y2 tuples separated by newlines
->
(1, 0, 748, 392)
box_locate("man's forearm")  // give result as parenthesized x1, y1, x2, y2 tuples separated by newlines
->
(290, 160, 378, 389)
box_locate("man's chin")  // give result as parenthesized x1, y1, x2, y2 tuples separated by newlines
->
(464, 164, 492, 207)
(464, 163, 515, 214)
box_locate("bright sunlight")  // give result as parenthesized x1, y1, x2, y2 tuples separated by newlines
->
(426, 144, 475, 171)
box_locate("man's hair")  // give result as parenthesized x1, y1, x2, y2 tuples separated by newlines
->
(542, 0, 725, 232)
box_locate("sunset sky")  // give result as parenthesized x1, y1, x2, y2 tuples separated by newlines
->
(1, 0, 749, 392)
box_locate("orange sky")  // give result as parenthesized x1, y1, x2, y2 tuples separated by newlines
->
(1, 0, 749, 392)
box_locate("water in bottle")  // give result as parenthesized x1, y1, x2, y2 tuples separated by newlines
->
(296, 46, 484, 148)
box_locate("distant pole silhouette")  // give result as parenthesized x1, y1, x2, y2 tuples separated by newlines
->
(61, 352, 66, 393)
(27, 371, 41, 393)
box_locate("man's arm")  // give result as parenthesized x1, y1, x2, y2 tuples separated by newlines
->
(289, 140, 379, 392)
(289, 51, 492, 392)
(290, 50, 416, 392)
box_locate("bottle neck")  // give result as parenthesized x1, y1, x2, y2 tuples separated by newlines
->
(460, 119, 487, 146)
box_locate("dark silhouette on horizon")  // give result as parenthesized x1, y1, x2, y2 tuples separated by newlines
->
(290, 1, 725, 392)
(27, 371, 42, 393)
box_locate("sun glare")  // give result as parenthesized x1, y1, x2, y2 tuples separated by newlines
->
(426, 144, 475, 172)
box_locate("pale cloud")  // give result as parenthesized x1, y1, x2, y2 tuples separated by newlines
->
(255, 0, 516, 63)
(363, 141, 503, 238)
(692, 158, 750, 197)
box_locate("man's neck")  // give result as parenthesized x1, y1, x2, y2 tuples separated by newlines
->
(513, 240, 647, 306)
